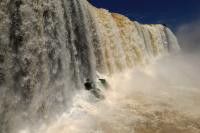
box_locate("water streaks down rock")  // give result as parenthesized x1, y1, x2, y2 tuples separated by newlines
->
(0, 0, 179, 132)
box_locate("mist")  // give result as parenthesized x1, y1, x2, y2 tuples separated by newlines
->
(18, 19, 200, 133)
(27, 35, 200, 133)
(29, 51, 200, 133)
(176, 19, 200, 52)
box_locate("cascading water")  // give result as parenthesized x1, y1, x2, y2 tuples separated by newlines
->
(0, 0, 183, 133)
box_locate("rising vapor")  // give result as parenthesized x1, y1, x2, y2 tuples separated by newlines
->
(176, 19, 200, 52)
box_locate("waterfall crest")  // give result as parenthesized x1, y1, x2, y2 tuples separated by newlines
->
(0, 0, 179, 132)
(89, 8, 180, 73)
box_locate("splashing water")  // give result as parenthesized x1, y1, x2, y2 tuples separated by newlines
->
(17, 52, 200, 133)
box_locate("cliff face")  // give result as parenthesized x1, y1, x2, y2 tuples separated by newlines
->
(0, 0, 179, 132)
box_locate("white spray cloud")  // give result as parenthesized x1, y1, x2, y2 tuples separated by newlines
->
(19, 19, 200, 133)
(176, 19, 200, 52)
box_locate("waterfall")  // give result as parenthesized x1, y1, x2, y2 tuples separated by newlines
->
(88, 7, 180, 73)
(0, 0, 179, 132)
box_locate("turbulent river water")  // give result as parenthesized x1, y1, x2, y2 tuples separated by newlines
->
(1, 0, 199, 133)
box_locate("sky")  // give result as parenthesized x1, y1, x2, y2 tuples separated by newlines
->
(90, 0, 200, 31)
